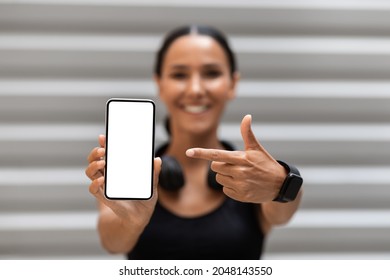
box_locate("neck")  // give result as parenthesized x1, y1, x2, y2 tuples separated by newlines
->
(165, 131, 222, 166)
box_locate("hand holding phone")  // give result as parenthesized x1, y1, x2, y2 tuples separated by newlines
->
(86, 134, 162, 250)
(104, 98, 155, 200)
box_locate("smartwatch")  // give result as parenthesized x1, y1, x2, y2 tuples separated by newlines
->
(273, 160, 303, 203)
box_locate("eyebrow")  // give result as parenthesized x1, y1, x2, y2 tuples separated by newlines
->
(170, 65, 188, 70)
(169, 63, 224, 70)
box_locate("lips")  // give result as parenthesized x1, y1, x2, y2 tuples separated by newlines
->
(183, 105, 209, 114)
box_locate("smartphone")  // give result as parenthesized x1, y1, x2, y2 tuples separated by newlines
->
(104, 98, 155, 200)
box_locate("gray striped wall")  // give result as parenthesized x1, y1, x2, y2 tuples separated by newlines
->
(0, 0, 389, 259)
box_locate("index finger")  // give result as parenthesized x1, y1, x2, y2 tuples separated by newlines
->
(186, 148, 245, 165)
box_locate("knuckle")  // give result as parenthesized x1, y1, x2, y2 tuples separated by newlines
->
(211, 150, 219, 160)
(88, 181, 97, 195)
(88, 147, 98, 162)
(237, 180, 248, 190)
(242, 167, 253, 178)
(242, 153, 250, 163)
(234, 166, 245, 177)
(236, 152, 247, 163)
(89, 162, 98, 173)
(85, 168, 91, 179)
(89, 177, 103, 195)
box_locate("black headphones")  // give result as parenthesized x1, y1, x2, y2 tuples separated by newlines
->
(155, 141, 235, 191)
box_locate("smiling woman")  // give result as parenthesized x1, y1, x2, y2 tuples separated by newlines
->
(85, 25, 303, 260)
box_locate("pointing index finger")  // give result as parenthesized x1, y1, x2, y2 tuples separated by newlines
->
(186, 148, 244, 165)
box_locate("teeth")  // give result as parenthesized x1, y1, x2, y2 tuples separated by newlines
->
(184, 105, 208, 113)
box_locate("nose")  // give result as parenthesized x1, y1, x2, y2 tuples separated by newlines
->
(187, 74, 205, 97)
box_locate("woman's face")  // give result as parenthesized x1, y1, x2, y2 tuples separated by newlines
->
(155, 34, 239, 137)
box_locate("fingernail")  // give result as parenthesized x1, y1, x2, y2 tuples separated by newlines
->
(186, 149, 195, 157)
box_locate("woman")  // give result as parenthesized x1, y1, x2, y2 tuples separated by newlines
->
(85, 25, 303, 259)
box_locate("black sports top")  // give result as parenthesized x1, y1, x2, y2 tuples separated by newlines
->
(127, 197, 264, 260)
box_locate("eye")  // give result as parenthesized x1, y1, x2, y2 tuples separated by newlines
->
(203, 70, 222, 79)
(170, 72, 187, 80)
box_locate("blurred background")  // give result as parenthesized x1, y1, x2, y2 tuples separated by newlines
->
(0, 0, 389, 259)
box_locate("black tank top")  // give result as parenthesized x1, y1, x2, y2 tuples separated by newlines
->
(127, 197, 264, 260)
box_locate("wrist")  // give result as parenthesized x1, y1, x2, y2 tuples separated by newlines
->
(273, 160, 303, 203)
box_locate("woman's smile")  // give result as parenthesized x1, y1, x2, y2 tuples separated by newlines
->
(182, 104, 210, 114)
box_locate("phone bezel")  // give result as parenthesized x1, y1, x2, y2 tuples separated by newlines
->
(104, 98, 155, 200)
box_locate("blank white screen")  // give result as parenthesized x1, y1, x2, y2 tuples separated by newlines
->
(105, 99, 154, 199)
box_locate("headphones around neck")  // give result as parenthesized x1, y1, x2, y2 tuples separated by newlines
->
(155, 141, 235, 191)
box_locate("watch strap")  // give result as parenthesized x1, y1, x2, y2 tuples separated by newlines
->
(273, 160, 302, 203)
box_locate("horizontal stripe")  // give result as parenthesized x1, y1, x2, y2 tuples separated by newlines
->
(1, 166, 389, 186)
(0, 80, 390, 98)
(0, 209, 389, 231)
(1, 123, 389, 141)
(2, 35, 390, 55)
(2, 0, 390, 10)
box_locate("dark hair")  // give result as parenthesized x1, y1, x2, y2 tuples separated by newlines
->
(154, 25, 237, 77)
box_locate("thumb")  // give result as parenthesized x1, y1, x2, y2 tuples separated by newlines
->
(240, 114, 262, 151)
(153, 157, 162, 189)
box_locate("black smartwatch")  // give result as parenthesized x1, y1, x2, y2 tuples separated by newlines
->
(273, 160, 303, 203)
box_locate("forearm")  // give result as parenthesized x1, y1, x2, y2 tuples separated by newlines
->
(97, 206, 146, 254)
(260, 189, 303, 226)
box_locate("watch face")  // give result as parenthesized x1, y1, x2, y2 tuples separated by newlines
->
(284, 174, 303, 201)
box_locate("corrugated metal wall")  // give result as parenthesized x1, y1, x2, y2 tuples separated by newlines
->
(0, 0, 389, 259)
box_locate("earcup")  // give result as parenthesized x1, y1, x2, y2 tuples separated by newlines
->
(207, 166, 223, 191)
(156, 141, 234, 191)
(159, 155, 185, 191)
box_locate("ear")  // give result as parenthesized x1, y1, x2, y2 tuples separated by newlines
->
(228, 71, 240, 100)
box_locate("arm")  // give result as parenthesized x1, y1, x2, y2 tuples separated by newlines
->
(261, 161, 303, 226)
(86, 135, 161, 254)
(260, 189, 303, 227)
(96, 203, 147, 254)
